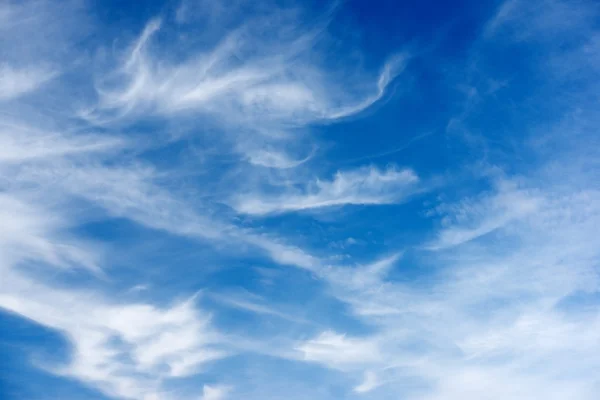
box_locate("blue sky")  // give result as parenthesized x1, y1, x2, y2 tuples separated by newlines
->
(1, 0, 599, 399)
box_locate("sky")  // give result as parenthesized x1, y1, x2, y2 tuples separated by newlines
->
(0, 0, 599, 399)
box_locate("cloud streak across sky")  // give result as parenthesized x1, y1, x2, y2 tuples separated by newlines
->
(1, 0, 599, 400)
(232, 166, 420, 215)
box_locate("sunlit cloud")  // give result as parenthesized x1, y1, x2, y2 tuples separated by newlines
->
(231, 166, 420, 215)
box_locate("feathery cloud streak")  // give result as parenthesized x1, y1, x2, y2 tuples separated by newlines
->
(1, 0, 599, 400)
(232, 166, 420, 215)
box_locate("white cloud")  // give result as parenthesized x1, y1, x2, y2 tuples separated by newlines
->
(0, 123, 229, 398)
(0, 194, 100, 272)
(353, 371, 380, 393)
(426, 179, 543, 250)
(326, 53, 409, 120)
(296, 331, 382, 369)
(0, 64, 55, 100)
(0, 0, 88, 99)
(0, 271, 226, 399)
(210, 291, 313, 325)
(0, 122, 124, 163)
(0, 71, 316, 400)
(91, 18, 404, 124)
(324, 253, 402, 292)
(310, 180, 600, 398)
(85, 10, 408, 167)
(231, 165, 420, 215)
(245, 147, 314, 169)
(0, 160, 227, 399)
(199, 385, 230, 400)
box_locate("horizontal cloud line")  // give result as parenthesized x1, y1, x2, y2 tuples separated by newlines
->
(231, 165, 422, 215)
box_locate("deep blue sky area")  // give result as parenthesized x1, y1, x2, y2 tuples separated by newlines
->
(1, 0, 599, 399)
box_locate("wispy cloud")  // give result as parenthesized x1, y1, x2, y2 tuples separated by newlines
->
(426, 179, 543, 250)
(282, 1, 600, 397)
(0, 122, 228, 399)
(231, 165, 420, 215)
(1, 271, 227, 399)
(1, 0, 599, 399)
(353, 371, 380, 393)
(209, 291, 314, 325)
(296, 331, 382, 369)
(0, 122, 124, 163)
(85, 8, 407, 168)
(297, 177, 600, 397)
(91, 18, 405, 124)
(199, 385, 230, 400)
(0, 64, 56, 100)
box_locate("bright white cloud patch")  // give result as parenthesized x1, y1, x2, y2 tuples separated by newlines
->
(232, 166, 420, 215)
(297, 331, 382, 369)
(1, 275, 225, 399)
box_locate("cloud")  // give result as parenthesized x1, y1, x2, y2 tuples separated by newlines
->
(245, 147, 314, 169)
(199, 385, 230, 400)
(0, 122, 230, 399)
(296, 331, 382, 369)
(353, 371, 380, 393)
(0, 0, 88, 89)
(308, 179, 600, 398)
(85, 8, 408, 167)
(0, 64, 56, 100)
(0, 194, 100, 273)
(209, 291, 313, 325)
(296, 331, 383, 370)
(426, 179, 543, 250)
(1, 271, 227, 399)
(325, 53, 409, 120)
(231, 165, 420, 215)
(0, 129, 228, 398)
(0, 122, 124, 163)
(92, 17, 404, 123)
(324, 253, 402, 292)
